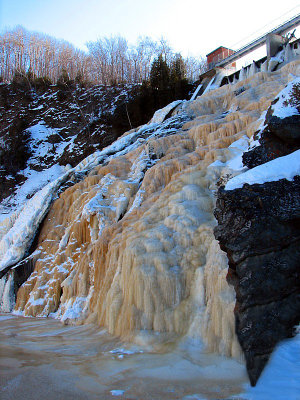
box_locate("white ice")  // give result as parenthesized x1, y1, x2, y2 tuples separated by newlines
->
(150, 100, 183, 124)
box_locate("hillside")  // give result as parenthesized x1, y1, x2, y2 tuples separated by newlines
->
(0, 53, 299, 395)
(0, 83, 145, 211)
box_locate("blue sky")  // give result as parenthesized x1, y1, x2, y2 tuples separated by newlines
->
(0, 0, 299, 58)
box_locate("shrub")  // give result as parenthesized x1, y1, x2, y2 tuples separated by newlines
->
(11, 70, 31, 90)
(0, 118, 30, 176)
(283, 82, 300, 113)
(33, 76, 52, 90)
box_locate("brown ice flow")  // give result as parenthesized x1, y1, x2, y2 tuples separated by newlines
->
(0, 314, 247, 400)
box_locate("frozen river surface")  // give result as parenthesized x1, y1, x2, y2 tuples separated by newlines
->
(0, 314, 247, 400)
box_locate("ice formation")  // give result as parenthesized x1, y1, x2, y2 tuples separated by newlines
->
(1, 56, 299, 362)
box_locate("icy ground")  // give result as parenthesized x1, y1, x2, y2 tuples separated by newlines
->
(0, 314, 299, 400)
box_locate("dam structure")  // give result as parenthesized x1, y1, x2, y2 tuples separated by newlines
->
(193, 13, 300, 98)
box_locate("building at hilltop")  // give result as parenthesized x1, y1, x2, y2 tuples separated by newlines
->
(206, 46, 236, 70)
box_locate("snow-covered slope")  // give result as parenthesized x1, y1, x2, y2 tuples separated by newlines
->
(0, 83, 143, 221)
(239, 331, 300, 400)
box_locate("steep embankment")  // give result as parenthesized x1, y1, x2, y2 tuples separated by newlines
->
(214, 77, 300, 385)
(0, 58, 299, 387)
(0, 83, 148, 214)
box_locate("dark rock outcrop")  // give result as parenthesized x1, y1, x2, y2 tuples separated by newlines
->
(215, 80, 300, 385)
(0, 83, 150, 203)
(242, 79, 300, 170)
(242, 114, 300, 170)
(214, 177, 300, 386)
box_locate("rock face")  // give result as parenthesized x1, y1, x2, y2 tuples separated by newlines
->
(243, 110, 300, 170)
(0, 82, 164, 204)
(214, 177, 300, 386)
(214, 78, 300, 386)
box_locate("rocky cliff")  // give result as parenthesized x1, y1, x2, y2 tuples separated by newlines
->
(0, 82, 144, 205)
(214, 78, 300, 385)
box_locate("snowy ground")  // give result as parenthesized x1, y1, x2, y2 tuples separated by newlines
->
(238, 330, 300, 400)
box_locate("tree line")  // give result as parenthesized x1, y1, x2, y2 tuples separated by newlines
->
(0, 26, 207, 85)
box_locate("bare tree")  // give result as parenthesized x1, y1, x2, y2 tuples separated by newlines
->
(0, 26, 206, 85)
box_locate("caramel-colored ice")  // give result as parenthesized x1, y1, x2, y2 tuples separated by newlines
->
(15, 62, 300, 360)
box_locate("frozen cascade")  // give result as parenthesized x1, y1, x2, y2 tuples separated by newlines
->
(190, 84, 203, 101)
(0, 111, 190, 308)
(150, 100, 183, 124)
(0, 272, 15, 312)
(199, 45, 300, 97)
(1, 56, 299, 366)
(203, 71, 226, 94)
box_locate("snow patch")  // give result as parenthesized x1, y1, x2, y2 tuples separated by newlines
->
(271, 77, 300, 119)
(110, 390, 125, 396)
(225, 149, 300, 190)
(0, 171, 69, 272)
(239, 331, 300, 400)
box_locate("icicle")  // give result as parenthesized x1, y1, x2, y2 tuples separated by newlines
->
(0, 273, 15, 312)
(190, 84, 203, 101)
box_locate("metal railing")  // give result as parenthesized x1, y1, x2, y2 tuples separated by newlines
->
(215, 13, 300, 68)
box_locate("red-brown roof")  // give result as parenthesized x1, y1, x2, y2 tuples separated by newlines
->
(206, 46, 234, 57)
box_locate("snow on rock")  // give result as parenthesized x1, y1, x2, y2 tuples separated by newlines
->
(225, 149, 300, 191)
(271, 76, 300, 119)
(247, 111, 268, 151)
(0, 164, 65, 220)
(0, 122, 69, 222)
(26, 123, 76, 168)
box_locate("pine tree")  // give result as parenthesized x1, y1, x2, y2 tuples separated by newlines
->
(150, 54, 170, 90)
(170, 53, 186, 82)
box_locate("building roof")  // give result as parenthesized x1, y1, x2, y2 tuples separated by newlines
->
(206, 46, 234, 57)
